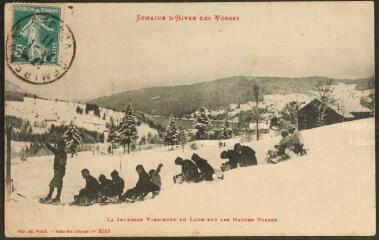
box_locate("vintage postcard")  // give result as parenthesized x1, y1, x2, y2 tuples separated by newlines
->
(3, 1, 375, 237)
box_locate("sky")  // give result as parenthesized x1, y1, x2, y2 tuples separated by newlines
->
(4, 2, 375, 101)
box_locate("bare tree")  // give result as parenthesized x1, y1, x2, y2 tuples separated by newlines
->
(251, 84, 265, 141)
(281, 101, 304, 125)
(314, 79, 336, 126)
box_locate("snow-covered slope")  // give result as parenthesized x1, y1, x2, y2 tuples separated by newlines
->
(227, 83, 371, 118)
(6, 118, 375, 236)
(5, 97, 158, 138)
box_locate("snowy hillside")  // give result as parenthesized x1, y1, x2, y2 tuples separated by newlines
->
(227, 83, 371, 118)
(5, 97, 158, 139)
(6, 118, 375, 236)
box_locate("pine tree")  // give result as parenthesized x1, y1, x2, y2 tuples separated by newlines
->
(117, 104, 139, 154)
(193, 107, 212, 139)
(178, 127, 187, 151)
(164, 117, 179, 150)
(219, 119, 233, 140)
(62, 123, 82, 157)
(106, 117, 118, 155)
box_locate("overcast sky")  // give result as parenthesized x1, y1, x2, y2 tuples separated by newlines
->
(5, 2, 374, 101)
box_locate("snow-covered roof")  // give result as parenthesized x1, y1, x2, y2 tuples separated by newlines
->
(300, 97, 370, 119)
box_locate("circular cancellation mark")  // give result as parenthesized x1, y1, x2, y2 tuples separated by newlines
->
(6, 12, 76, 85)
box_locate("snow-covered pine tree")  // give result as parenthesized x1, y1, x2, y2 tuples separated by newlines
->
(193, 107, 212, 139)
(164, 117, 179, 150)
(219, 119, 233, 140)
(178, 127, 187, 151)
(106, 117, 118, 155)
(117, 104, 139, 154)
(62, 123, 82, 157)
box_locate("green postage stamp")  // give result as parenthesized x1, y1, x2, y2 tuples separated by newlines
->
(6, 4, 76, 84)
(12, 5, 61, 65)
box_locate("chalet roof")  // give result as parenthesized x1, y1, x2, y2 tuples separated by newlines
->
(300, 98, 369, 119)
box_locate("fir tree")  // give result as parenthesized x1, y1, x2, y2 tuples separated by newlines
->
(219, 119, 233, 140)
(178, 127, 187, 151)
(106, 117, 118, 155)
(164, 117, 179, 150)
(193, 107, 212, 139)
(117, 104, 139, 154)
(62, 123, 82, 157)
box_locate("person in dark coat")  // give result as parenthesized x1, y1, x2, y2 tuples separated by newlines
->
(234, 143, 257, 167)
(41, 140, 67, 203)
(110, 170, 124, 198)
(191, 153, 214, 181)
(73, 169, 100, 204)
(122, 165, 160, 201)
(98, 174, 113, 198)
(173, 157, 200, 183)
(220, 150, 239, 171)
(269, 115, 279, 130)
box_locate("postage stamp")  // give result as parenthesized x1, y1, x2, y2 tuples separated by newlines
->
(5, 4, 76, 85)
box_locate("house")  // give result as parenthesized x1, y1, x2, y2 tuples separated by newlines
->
(297, 98, 372, 130)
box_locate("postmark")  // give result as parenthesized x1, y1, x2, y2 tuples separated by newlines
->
(6, 4, 76, 85)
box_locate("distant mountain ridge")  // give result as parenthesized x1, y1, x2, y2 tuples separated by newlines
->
(88, 76, 374, 118)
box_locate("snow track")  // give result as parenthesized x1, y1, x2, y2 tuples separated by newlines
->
(5, 118, 375, 236)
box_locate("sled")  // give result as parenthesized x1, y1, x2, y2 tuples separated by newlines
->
(69, 201, 93, 207)
(39, 198, 66, 206)
(265, 149, 290, 164)
(220, 162, 232, 172)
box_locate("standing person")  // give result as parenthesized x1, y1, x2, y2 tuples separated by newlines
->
(110, 170, 125, 199)
(173, 157, 200, 183)
(191, 154, 214, 181)
(234, 143, 257, 167)
(149, 163, 163, 197)
(40, 140, 67, 203)
(72, 169, 100, 205)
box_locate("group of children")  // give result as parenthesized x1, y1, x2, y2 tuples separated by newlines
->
(69, 164, 163, 205)
(266, 125, 306, 163)
(173, 143, 259, 184)
(173, 153, 216, 184)
(40, 124, 304, 205)
(219, 143, 258, 171)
